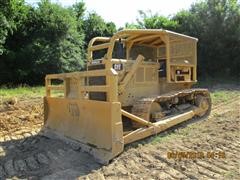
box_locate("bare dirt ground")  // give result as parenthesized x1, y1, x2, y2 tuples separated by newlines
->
(0, 86, 239, 179)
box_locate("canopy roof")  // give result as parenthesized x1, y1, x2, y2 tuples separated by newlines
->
(87, 29, 198, 61)
(112, 29, 198, 46)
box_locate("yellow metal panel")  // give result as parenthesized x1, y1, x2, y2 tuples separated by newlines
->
(145, 67, 157, 81)
(136, 67, 144, 82)
(45, 97, 123, 150)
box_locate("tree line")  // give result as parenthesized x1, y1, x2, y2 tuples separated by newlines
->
(0, 0, 239, 85)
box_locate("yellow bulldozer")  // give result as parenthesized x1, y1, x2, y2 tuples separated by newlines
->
(43, 29, 211, 164)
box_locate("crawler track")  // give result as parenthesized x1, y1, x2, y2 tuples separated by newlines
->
(132, 88, 210, 122)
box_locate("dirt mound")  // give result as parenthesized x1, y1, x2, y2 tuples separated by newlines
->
(0, 97, 43, 137)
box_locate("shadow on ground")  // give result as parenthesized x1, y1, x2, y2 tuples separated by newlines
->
(0, 134, 101, 179)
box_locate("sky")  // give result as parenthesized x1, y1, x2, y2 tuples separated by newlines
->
(25, 0, 197, 28)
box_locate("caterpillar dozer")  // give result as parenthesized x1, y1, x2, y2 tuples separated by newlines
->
(43, 29, 211, 164)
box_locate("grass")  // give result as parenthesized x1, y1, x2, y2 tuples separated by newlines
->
(195, 76, 240, 88)
(0, 86, 45, 100)
(195, 78, 240, 105)
(223, 170, 239, 179)
(210, 90, 240, 105)
(151, 133, 182, 144)
(150, 121, 200, 145)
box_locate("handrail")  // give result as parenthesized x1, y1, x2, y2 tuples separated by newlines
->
(87, 37, 111, 63)
(79, 85, 109, 92)
(45, 68, 118, 102)
(88, 43, 110, 51)
(47, 85, 64, 91)
(45, 69, 109, 79)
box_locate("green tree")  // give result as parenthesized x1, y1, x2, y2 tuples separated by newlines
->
(124, 10, 178, 30)
(83, 12, 116, 46)
(0, 0, 28, 54)
(124, 22, 139, 29)
(174, 0, 240, 77)
(0, 0, 85, 85)
(136, 10, 179, 30)
(70, 1, 86, 33)
(81, 12, 116, 59)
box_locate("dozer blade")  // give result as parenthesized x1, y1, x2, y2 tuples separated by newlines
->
(43, 97, 124, 164)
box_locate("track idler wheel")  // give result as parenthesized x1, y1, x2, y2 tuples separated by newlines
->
(194, 94, 211, 117)
(132, 101, 163, 128)
(149, 102, 163, 122)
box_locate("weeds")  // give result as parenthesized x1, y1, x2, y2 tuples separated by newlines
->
(0, 86, 45, 100)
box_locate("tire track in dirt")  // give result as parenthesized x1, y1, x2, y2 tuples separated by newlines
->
(83, 98, 239, 179)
